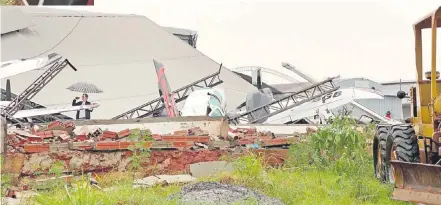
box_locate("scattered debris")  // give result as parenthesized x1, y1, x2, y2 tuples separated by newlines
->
(170, 182, 285, 205)
(6, 121, 236, 154)
(133, 174, 196, 188)
(6, 121, 301, 155)
(2, 120, 313, 201)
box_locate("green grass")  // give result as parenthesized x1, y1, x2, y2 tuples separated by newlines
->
(26, 116, 410, 204)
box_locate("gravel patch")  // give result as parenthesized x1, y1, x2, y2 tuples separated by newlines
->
(170, 182, 285, 205)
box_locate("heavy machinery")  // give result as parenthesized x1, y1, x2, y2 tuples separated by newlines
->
(373, 7, 441, 205)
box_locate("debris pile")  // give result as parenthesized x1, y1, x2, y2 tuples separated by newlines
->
(6, 121, 304, 154)
(6, 121, 234, 154)
(170, 182, 285, 205)
(228, 127, 296, 148)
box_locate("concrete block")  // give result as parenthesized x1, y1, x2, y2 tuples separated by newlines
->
(133, 174, 196, 188)
(189, 161, 234, 178)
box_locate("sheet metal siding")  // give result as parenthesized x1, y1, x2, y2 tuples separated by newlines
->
(337, 78, 384, 91)
(330, 96, 403, 120)
(402, 104, 411, 119)
(354, 96, 403, 120)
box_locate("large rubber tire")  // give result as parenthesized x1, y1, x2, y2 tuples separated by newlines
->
(385, 125, 420, 183)
(373, 126, 389, 182)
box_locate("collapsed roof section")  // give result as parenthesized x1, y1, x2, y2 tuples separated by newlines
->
(163, 27, 198, 48)
(0, 7, 257, 119)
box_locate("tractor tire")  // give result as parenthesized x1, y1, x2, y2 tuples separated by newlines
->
(384, 125, 420, 183)
(373, 126, 389, 182)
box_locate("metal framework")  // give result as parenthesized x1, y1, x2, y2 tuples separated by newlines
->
(173, 33, 198, 48)
(231, 66, 300, 83)
(1, 89, 71, 123)
(227, 76, 339, 124)
(1, 58, 77, 119)
(112, 68, 223, 119)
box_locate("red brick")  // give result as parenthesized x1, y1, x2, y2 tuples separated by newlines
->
(52, 130, 68, 137)
(101, 130, 118, 139)
(95, 141, 152, 150)
(238, 138, 256, 145)
(27, 137, 43, 143)
(173, 130, 188, 136)
(117, 129, 131, 138)
(34, 131, 55, 139)
(172, 141, 192, 148)
(161, 135, 210, 143)
(152, 134, 161, 141)
(261, 138, 290, 146)
(24, 144, 50, 153)
(59, 134, 70, 141)
(47, 121, 64, 130)
(63, 121, 76, 132)
(74, 134, 87, 142)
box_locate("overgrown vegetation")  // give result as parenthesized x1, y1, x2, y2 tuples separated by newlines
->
(127, 129, 152, 174)
(228, 116, 407, 205)
(0, 0, 17, 5)
(17, 116, 410, 204)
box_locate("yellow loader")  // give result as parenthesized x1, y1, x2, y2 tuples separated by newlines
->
(373, 6, 441, 205)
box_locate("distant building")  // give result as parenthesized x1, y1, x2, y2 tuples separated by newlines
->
(381, 80, 415, 119)
(337, 78, 407, 120)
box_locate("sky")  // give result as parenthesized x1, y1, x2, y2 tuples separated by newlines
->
(53, 0, 441, 83)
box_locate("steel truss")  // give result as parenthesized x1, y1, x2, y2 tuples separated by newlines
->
(1, 58, 77, 123)
(112, 68, 223, 119)
(227, 76, 340, 124)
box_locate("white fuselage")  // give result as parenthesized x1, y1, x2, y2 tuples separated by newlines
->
(180, 88, 227, 117)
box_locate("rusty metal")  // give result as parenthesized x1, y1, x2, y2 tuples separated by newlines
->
(391, 160, 441, 204)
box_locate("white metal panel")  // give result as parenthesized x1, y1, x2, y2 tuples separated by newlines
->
(0, 7, 257, 119)
(0, 7, 35, 35)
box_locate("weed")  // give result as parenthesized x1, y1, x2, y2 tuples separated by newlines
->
(128, 129, 152, 175)
(226, 116, 409, 205)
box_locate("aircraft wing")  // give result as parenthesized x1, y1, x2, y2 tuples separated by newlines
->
(0, 53, 62, 79)
(265, 87, 384, 124)
(12, 104, 99, 119)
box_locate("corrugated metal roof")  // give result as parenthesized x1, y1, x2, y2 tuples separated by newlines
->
(0, 7, 257, 119)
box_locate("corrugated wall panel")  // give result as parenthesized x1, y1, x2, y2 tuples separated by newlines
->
(355, 96, 403, 119)
(330, 96, 403, 120)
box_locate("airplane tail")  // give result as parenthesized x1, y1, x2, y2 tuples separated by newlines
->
(153, 59, 178, 117)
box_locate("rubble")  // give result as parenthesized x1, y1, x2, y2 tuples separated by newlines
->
(5, 121, 302, 154)
(5, 121, 233, 154)
(170, 182, 285, 205)
(2, 119, 314, 199)
(133, 174, 196, 188)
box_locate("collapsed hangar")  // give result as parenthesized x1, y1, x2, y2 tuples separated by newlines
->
(0, 7, 257, 119)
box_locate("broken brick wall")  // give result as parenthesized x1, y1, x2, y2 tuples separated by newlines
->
(6, 148, 289, 177)
(17, 149, 228, 176)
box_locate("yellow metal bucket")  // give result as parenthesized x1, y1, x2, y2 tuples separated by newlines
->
(390, 160, 441, 205)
